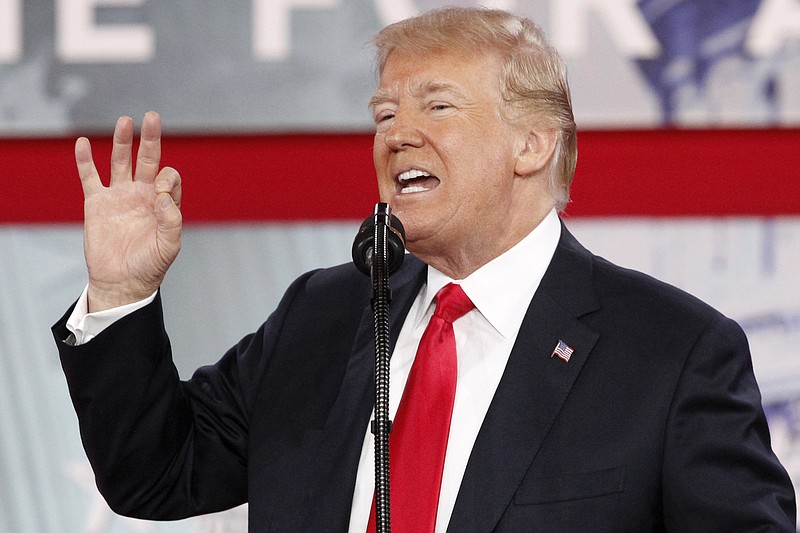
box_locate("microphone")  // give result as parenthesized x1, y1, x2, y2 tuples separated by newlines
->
(352, 203, 406, 276)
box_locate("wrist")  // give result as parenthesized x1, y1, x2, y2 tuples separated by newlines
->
(87, 282, 159, 313)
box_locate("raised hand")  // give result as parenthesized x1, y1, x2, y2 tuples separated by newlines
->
(77, 111, 182, 312)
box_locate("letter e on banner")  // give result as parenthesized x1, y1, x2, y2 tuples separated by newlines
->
(56, 0, 155, 63)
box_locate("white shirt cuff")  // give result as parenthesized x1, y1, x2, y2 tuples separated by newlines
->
(65, 285, 158, 345)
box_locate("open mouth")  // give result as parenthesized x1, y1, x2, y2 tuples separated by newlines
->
(397, 169, 440, 194)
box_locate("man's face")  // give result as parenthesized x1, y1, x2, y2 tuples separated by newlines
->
(371, 48, 538, 275)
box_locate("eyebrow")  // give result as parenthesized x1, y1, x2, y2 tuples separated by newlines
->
(415, 81, 467, 100)
(368, 91, 393, 111)
(369, 80, 468, 111)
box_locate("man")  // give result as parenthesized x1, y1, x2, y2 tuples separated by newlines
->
(53, 7, 796, 532)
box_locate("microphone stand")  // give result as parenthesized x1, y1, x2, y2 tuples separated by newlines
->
(370, 205, 393, 533)
(352, 202, 405, 533)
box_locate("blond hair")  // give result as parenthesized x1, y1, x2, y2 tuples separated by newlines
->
(373, 7, 577, 210)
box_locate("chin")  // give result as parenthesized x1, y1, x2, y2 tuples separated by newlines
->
(402, 227, 440, 256)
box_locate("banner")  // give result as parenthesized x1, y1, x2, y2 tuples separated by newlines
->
(1, 0, 800, 134)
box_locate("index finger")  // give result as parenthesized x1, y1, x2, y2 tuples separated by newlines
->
(134, 111, 162, 184)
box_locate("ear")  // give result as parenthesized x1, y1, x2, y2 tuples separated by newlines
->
(515, 128, 558, 177)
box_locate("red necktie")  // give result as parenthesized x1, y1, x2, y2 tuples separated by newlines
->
(367, 283, 474, 533)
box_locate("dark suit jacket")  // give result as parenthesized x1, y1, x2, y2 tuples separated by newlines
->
(54, 225, 796, 532)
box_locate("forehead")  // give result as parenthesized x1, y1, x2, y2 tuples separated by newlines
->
(372, 49, 503, 102)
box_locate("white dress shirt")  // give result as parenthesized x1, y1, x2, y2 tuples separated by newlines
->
(66, 209, 561, 532)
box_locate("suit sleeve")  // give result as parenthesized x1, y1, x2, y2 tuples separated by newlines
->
(662, 313, 797, 531)
(52, 274, 314, 520)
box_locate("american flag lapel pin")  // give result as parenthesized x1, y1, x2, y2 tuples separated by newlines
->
(551, 340, 574, 362)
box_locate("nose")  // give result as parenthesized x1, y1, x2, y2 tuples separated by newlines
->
(382, 109, 424, 151)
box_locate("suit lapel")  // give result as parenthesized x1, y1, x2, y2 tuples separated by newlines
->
(301, 257, 426, 531)
(447, 227, 601, 532)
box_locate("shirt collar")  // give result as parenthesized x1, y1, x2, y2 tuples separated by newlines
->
(419, 208, 561, 338)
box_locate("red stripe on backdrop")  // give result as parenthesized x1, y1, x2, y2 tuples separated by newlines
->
(2, 129, 799, 223)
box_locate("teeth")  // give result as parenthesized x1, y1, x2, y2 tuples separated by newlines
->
(398, 169, 431, 182)
(400, 185, 429, 194)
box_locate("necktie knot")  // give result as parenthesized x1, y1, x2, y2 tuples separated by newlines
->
(433, 283, 474, 324)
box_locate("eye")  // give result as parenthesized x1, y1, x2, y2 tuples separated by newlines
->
(373, 107, 395, 126)
(430, 102, 452, 112)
